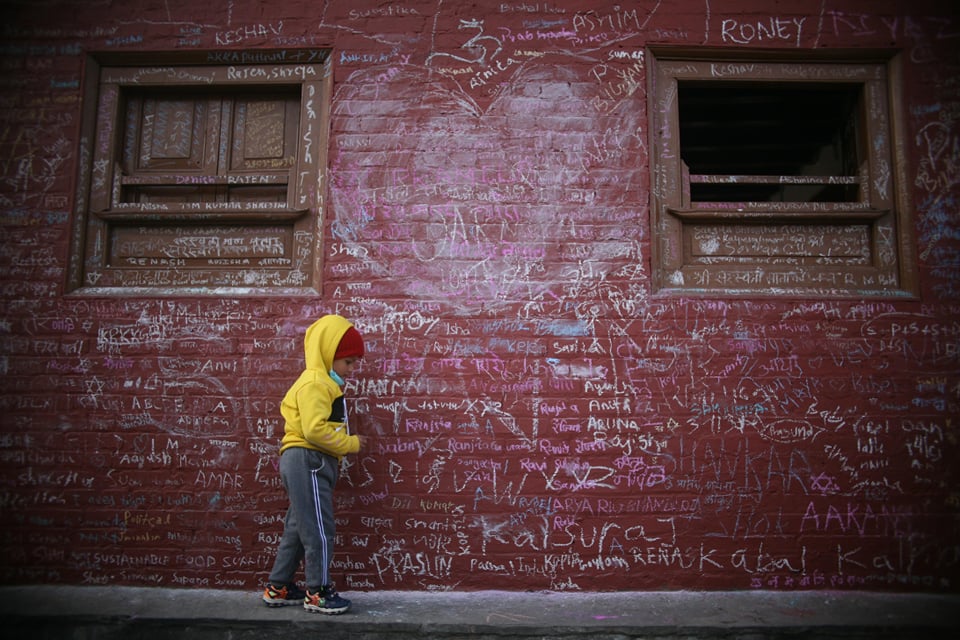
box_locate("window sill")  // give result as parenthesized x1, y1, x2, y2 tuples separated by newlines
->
(667, 207, 888, 224)
(94, 207, 309, 223)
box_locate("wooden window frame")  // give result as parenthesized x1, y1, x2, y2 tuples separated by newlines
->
(66, 51, 332, 295)
(647, 47, 918, 298)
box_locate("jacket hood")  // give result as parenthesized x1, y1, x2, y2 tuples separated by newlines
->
(303, 314, 355, 372)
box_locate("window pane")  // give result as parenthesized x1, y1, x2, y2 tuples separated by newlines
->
(678, 82, 862, 202)
(226, 92, 299, 203)
(120, 91, 218, 204)
(123, 94, 210, 172)
(228, 93, 300, 171)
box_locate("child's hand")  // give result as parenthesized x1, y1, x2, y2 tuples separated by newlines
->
(356, 435, 369, 451)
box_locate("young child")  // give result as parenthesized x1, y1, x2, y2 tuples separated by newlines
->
(261, 314, 367, 614)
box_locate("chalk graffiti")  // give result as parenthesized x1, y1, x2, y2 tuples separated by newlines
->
(0, 0, 957, 596)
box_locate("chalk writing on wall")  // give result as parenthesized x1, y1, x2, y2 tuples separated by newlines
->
(0, 0, 958, 594)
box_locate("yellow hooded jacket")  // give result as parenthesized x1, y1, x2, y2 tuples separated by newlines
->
(279, 315, 361, 459)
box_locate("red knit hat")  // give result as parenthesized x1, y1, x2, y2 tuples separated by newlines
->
(335, 326, 365, 359)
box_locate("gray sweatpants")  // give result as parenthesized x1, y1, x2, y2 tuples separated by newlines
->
(267, 447, 339, 589)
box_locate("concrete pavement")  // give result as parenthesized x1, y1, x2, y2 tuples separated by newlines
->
(1, 585, 957, 639)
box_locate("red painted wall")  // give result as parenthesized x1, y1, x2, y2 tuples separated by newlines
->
(1, 0, 958, 593)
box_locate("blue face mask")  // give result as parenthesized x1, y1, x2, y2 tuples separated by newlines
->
(329, 370, 345, 386)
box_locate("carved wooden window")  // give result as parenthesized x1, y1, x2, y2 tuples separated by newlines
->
(648, 49, 917, 298)
(68, 52, 331, 294)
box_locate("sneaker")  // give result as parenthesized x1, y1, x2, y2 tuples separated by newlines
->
(304, 584, 351, 614)
(262, 582, 307, 607)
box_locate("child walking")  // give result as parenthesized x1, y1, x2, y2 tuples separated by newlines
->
(261, 314, 367, 614)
